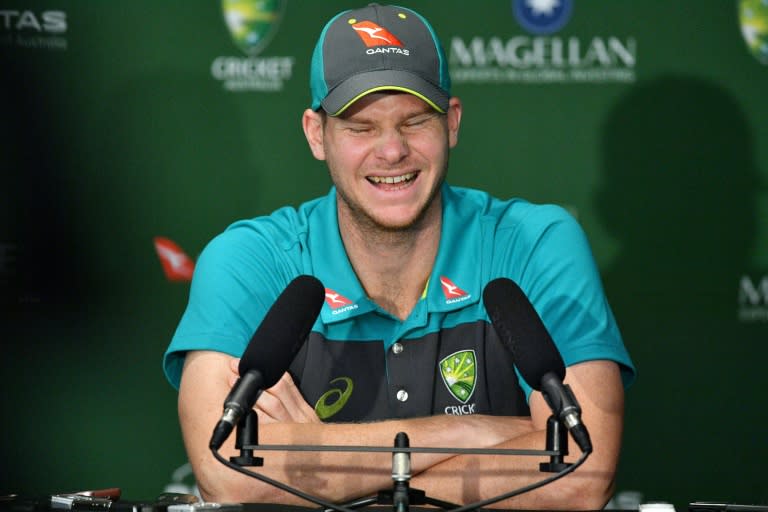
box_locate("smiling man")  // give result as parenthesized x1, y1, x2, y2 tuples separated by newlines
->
(164, 4, 635, 509)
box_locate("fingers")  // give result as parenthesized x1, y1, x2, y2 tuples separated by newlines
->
(228, 358, 240, 387)
(256, 373, 321, 424)
(225, 362, 321, 424)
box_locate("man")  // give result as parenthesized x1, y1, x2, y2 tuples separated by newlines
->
(164, 4, 635, 509)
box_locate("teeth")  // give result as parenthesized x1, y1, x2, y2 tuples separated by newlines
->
(369, 173, 415, 184)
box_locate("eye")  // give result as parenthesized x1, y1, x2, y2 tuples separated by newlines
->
(343, 124, 373, 134)
(403, 113, 439, 129)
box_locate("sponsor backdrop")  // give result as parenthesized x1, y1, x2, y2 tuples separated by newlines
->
(1, 0, 767, 508)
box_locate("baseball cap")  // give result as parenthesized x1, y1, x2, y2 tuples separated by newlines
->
(310, 3, 451, 116)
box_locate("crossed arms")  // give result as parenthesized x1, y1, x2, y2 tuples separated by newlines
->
(178, 350, 624, 510)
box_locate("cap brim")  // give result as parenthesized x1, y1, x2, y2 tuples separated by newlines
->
(320, 70, 449, 116)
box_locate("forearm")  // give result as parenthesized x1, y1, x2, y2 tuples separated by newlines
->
(197, 414, 532, 505)
(409, 362, 626, 510)
(183, 354, 623, 509)
(409, 427, 612, 510)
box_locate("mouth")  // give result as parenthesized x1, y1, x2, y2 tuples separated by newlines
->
(366, 172, 418, 189)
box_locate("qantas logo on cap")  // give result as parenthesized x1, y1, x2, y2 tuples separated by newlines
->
(351, 21, 403, 47)
(325, 288, 359, 315)
(440, 276, 472, 304)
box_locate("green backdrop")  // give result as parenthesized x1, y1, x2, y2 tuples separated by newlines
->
(2, 1, 767, 509)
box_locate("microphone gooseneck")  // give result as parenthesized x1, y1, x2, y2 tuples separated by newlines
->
(209, 275, 325, 450)
(391, 432, 411, 512)
(482, 277, 592, 454)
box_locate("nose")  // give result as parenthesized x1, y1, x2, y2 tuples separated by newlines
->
(374, 127, 410, 164)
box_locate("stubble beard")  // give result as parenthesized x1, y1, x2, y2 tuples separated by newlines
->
(335, 162, 449, 244)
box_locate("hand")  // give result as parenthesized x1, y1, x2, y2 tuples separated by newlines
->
(228, 359, 320, 424)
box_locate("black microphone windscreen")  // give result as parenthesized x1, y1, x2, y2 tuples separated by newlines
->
(482, 277, 566, 390)
(238, 275, 325, 387)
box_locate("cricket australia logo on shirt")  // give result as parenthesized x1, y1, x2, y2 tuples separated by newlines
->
(440, 276, 471, 304)
(439, 350, 477, 415)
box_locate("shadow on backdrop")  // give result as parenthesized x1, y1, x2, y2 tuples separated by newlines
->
(0, 66, 253, 497)
(596, 75, 766, 506)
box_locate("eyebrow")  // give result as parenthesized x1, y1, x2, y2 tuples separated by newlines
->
(341, 106, 437, 125)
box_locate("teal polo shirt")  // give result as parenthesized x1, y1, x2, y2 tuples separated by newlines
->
(163, 184, 635, 421)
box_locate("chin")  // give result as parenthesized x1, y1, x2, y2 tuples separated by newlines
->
(370, 210, 425, 231)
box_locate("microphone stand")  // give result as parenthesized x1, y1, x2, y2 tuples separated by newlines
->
(230, 410, 263, 468)
(219, 414, 586, 512)
(539, 415, 572, 473)
(330, 432, 461, 512)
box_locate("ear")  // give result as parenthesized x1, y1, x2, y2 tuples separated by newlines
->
(446, 97, 463, 149)
(302, 108, 326, 161)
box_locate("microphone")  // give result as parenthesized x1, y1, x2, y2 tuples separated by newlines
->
(482, 278, 592, 454)
(209, 275, 325, 450)
(391, 432, 411, 512)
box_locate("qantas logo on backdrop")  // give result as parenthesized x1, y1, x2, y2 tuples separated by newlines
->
(153, 237, 195, 282)
(440, 276, 471, 304)
(325, 288, 359, 315)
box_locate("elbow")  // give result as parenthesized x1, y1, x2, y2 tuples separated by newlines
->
(192, 460, 287, 505)
(193, 466, 241, 504)
(558, 472, 616, 511)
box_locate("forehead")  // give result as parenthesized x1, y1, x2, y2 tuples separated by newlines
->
(337, 92, 436, 121)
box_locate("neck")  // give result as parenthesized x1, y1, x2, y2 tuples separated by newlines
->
(338, 196, 442, 320)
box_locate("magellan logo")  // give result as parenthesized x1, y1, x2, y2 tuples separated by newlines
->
(512, 0, 573, 36)
(324, 288, 359, 315)
(212, 0, 295, 92)
(440, 276, 471, 304)
(314, 377, 354, 420)
(450, 1, 637, 84)
(738, 0, 768, 65)
(440, 350, 477, 406)
(738, 275, 768, 322)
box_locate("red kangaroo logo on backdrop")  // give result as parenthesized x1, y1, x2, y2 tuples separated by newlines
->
(351, 21, 403, 47)
(153, 236, 195, 282)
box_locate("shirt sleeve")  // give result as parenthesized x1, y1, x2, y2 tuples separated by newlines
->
(162, 219, 301, 389)
(496, 204, 636, 399)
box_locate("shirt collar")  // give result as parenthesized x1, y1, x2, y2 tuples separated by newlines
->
(425, 184, 483, 312)
(308, 188, 377, 324)
(308, 184, 483, 324)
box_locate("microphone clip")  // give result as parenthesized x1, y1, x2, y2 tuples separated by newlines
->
(539, 415, 572, 473)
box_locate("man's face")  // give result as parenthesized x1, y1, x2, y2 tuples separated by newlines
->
(307, 92, 461, 232)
